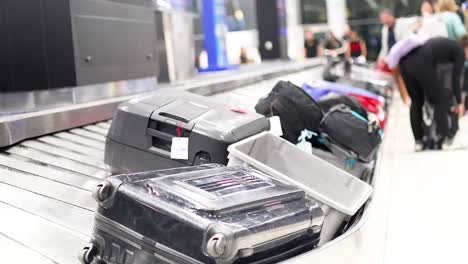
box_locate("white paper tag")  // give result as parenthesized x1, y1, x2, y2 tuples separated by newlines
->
(296, 140, 313, 155)
(269, 116, 283, 137)
(171, 137, 189, 160)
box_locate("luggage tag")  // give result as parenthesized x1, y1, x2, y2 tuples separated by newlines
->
(296, 129, 316, 155)
(226, 106, 248, 114)
(269, 116, 283, 137)
(171, 122, 189, 160)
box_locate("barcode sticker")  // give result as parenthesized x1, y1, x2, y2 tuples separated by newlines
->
(171, 137, 189, 160)
(297, 140, 313, 155)
(269, 116, 283, 137)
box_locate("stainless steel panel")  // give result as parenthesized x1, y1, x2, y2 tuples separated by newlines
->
(0, 100, 118, 149)
(156, 11, 195, 82)
(169, 12, 196, 81)
(0, 154, 98, 191)
(38, 136, 105, 159)
(0, 183, 94, 236)
(155, 11, 171, 82)
(6, 146, 110, 179)
(54, 132, 106, 150)
(71, 0, 156, 20)
(186, 59, 324, 96)
(109, 0, 198, 13)
(0, 202, 87, 264)
(70, 0, 158, 85)
(20, 141, 107, 170)
(0, 78, 156, 116)
(0, 166, 95, 211)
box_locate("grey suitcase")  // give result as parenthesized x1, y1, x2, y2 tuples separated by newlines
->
(105, 89, 269, 174)
(80, 165, 324, 264)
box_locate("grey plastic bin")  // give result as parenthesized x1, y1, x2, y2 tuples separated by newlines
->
(313, 148, 374, 180)
(227, 132, 374, 243)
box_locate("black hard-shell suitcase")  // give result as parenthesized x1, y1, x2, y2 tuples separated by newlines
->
(105, 89, 269, 174)
(80, 165, 324, 264)
(255, 81, 323, 144)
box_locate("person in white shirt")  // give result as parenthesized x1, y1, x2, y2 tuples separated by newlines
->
(378, 9, 417, 62)
(417, 1, 449, 38)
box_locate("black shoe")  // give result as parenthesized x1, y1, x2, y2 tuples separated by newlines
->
(433, 137, 446, 151)
(422, 140, 434, 150)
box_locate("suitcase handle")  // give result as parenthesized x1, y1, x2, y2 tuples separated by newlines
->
(147, 128, 173, 142)
(147, 113, 194, 158)
(159, 112, 189, 123)
(151, 114, 194, 131)
(147, 125, 192, 158)
(146, 128, 173, 158)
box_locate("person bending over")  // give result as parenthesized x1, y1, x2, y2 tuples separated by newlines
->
(386, 35, 466, 149)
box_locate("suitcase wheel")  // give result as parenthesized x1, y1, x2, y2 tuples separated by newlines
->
(193, 152, 211, 165)
(92, 181, 112, 204)
(78, 243, 98, 264)
(206, 234, 227, 258)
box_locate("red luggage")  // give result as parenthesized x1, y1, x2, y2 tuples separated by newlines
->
(348, 93, 386, 129)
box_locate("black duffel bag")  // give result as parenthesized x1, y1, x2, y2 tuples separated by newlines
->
(255, 81, 323, 144)
(318, 94, 368, 120)
(320, 104, 382, 163)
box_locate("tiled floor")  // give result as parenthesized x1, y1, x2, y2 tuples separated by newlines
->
(383, 99, 468, 264)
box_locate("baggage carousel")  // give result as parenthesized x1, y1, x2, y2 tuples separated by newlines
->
(0, 60, 391, 263)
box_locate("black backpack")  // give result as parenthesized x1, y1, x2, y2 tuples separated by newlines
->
(318, 94, 368, 120)
(255, 81, 323, 144)
(320, 104, 382, 163)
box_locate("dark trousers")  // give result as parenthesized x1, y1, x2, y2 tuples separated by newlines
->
(465, 67, 468, 110)
(399, 50, 452, 142)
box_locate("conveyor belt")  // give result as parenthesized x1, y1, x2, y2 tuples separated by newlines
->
(0, 68, 323, 263)
(0, 121, 109, 264)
